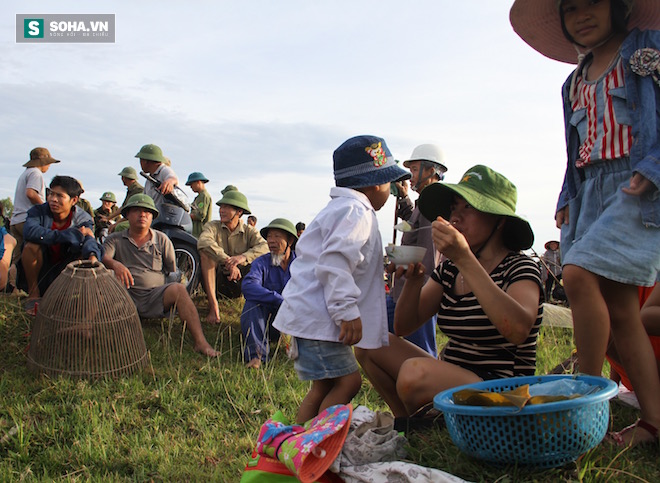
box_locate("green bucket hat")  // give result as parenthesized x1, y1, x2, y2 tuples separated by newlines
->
(185, 172, 209, 185)
(134, 144, 167, 163)
(216, 190, 250, 214)
(121, 193, 160, 218)
(260, 218, 298, 241)
(418, 165, 534, 251)
(118, 166, 138, 180)
(100, 191, 117, 203)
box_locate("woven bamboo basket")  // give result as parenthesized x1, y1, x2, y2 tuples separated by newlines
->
(27, 260, 148, 378)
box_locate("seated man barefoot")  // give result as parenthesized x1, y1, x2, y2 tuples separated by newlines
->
(18, 175, 103, 313)
(198, 189, 268, 322)
(240, 218, 297, 368)
(102, 194, 218, 357)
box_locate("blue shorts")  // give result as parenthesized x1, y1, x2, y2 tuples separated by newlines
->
(293, 337, 359, 381)
(561, 158, 660, 286)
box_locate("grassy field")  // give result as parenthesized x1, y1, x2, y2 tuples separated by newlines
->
(0, 293, 658, 482)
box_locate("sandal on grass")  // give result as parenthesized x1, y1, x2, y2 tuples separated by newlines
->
(24, 298, 41, 316)
(607, 419, 659, 447)
(393, 402, 445, 434)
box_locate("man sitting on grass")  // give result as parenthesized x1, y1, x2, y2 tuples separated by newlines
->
(102, 194, 218, 357)
(240, 218, 297, 369)
(18, 175, 103, 314)
(198, 189, 268, 321)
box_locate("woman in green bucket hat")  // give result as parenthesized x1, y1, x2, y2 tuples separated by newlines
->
(356, 165, 543, 419)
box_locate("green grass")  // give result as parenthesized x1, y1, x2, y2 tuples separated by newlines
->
(0, 295, 658, 482)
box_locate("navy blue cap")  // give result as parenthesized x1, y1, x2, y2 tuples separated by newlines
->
(333, 135, 411, 189)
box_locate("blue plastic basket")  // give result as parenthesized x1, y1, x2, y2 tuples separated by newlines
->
(433, 375, 618, 468)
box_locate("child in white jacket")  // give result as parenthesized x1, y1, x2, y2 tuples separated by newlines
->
(274, 135, 410, 423)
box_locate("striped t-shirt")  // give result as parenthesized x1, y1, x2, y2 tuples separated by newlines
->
(571, 56, 632, 166)
(430, 252, 543, 379)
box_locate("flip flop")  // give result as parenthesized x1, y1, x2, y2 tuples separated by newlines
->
(24, 298, 41, 316)
(393, 403, 445, 434)
(607, 419, 659, 447)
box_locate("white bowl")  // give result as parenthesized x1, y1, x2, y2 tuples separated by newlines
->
(385, 245, 427, 267)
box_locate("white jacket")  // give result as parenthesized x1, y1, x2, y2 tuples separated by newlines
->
(273, 187, 389, 349)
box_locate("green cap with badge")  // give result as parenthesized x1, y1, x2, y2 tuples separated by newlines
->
(121, 193, 160, 218)
(118, 166, 138, 180)
(216, 189, 250, 214)
(100, 192, 117, 203)
(260, 218, 297, 241)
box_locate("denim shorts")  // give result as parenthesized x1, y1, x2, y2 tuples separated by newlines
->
(293, 337, 359, 381)
(561, 157, 660, 286)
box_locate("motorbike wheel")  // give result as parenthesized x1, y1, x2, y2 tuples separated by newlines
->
(174, 241, 200, 294)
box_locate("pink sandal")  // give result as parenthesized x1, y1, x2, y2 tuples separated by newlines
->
(608, 419, 659, 447)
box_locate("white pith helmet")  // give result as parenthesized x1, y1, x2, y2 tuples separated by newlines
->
(403, 144, 447, 175)
(403, 144, 447, 171)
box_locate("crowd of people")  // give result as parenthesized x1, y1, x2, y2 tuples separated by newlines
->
(1, 0, 659, 451)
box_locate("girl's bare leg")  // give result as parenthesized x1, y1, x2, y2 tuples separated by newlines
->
(296, 379, 333, 423)
(603, 280, 660, 444)
(318, 371, 361, 413)
(563, 265, 609, 375)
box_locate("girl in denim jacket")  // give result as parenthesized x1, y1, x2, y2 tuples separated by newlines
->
(511, 0, 660, 446)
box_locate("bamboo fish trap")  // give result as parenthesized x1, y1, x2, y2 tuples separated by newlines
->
(27, 260, 148, 378)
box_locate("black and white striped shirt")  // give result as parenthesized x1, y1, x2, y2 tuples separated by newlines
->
(430, 252, 543, 379)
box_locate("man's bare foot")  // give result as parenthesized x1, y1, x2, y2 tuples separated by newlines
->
(246, 358, 262, 369)
(195, 344, 220, 357)
(205, 306, 221, 324)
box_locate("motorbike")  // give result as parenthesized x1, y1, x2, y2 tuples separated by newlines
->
(140, 171, 200, 294)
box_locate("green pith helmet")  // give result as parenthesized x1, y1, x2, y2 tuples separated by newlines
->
(118, 166, 138, 180)
(100, 191, 117, 203)
(134, 144, 167, 163)
(186, 172, 210, 185)
(216, 190, 250, 214)
(121, 193, 160, 218)
(260, 218, 298, 241)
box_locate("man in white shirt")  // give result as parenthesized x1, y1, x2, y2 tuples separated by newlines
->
(10, 147, 60, 265)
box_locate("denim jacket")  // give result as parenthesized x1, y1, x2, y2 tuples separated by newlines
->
(24, 203, 103, 259)
(558, 29, 660, 227)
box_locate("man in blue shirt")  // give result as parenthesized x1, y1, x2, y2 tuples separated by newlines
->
(241, 218, 297, 368)
(18, 176, 103, 314)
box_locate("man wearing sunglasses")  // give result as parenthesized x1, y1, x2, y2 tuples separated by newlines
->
(18, 175, 103, 314)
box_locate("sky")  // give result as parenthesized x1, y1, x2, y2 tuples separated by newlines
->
(1, 1, 576, 255)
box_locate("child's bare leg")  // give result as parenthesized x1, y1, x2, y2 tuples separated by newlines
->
(318, 371, 361, 414)
(297, 379, 333, 423)
(604, 281, 660, 443)
(563, 265, 609, 375)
